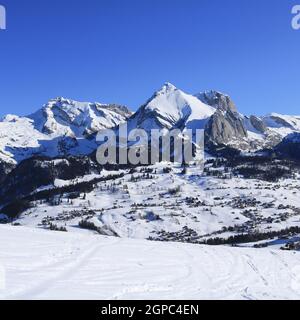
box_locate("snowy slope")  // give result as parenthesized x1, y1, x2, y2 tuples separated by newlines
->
(14, 163, 300, 243)
(127, 83, 216, 132)
(262, 113, 300, 137)
(1, 224, 300, 300)
(0, 115, 48, 164)
(263, 113, 300, 131)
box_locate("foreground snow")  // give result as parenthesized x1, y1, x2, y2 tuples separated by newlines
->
(1, 225, 300, 300)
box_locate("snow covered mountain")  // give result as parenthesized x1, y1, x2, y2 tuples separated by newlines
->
(0, 98, 132, 165)
(132, 85, 300, 153)
(126, 83, 215, 132)
(29, 97, 131, 137)
(1, 84, 300, 169)
(195, 90, 300, 152)
(241, 113, 300, 151)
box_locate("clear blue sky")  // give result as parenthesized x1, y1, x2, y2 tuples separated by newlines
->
(0, 0, 299, 117)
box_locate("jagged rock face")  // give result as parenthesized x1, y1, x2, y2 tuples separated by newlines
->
(205, 109, 248, 147)
(197, 91, 300, 151)
(197, 90, 249, 148)
(249, 115, 267, 134)
(0, 156, 100, 206)
(196, 90, 237, 113)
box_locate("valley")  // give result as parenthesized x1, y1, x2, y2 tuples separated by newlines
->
(1, 83, 300, 300)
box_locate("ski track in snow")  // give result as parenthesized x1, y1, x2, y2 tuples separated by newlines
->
(1, 225, 300, 300)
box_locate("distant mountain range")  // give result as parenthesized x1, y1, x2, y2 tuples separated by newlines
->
(1, 82, 300, 173)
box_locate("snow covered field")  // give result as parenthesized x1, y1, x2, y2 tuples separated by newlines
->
(1, 224, 300, 300)
(15, 163, 300, 244)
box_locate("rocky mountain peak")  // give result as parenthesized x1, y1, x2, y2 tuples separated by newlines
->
(128, 83, 215, 132)
(157, 82, 178, 94)
(196, 90, 237, 113)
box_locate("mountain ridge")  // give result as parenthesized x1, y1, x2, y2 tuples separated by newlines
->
(0, 83, 300, 167)
(0, 97, 132, 165)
